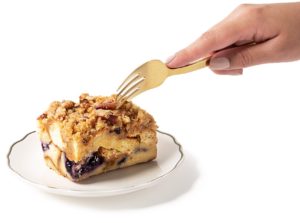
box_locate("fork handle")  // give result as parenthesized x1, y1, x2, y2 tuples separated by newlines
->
(167, 57, 210, 76)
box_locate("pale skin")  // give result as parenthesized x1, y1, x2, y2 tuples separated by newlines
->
(166, 3, 300, 75)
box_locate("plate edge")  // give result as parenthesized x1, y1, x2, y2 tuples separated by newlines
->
(7, 131, 36, 179)
(7, 130, 184, 195)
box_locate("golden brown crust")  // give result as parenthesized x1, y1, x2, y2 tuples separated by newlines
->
(37, 94, 157, 162)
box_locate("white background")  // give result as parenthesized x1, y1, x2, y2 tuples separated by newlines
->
(1, 0, 300, 222)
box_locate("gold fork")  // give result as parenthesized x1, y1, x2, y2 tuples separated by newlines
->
(116, 57, 209, 107)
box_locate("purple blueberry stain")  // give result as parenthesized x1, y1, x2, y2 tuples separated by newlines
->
(65, 152, 104, 179)
(65, 159, 74, 173)
(113, 127, 121, 134)
(41, 142, 50, 152)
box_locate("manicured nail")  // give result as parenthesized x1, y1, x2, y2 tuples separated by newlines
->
(166, 54, 176, 64)
(210, 57, 230, 70)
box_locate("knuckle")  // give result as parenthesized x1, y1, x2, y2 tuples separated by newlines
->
(237, 48, 253, 67)
(236, 4, 266, 22)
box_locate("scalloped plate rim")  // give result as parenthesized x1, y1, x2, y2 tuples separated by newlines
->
(7, 130, 184, 197)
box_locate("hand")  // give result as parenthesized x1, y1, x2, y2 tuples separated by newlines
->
(166, 3, 300, 75)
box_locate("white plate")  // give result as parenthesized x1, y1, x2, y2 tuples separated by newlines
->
(7, 130, 183, 197)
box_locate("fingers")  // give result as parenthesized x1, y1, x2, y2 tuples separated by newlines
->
(167, 22, 243, 68)
(209, 38, 280, 72)
(166, 4, 278, 69)
(166, 3, 300, 74)
(166, 6, 260, 69)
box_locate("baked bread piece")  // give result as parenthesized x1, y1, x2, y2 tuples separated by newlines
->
(37, 94, 157, 181)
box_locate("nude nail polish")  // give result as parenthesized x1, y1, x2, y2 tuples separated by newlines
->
(210, 57, 230, 70)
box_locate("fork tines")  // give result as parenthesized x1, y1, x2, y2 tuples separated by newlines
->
(116, 72, 145, 105)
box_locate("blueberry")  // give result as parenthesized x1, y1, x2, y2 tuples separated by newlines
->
(113, 127, 121, 134)
(65, 152, 104, 179)
(41, 142, 50, 152)
(65, 160, 74, 173)
(86, 153, 103, 167)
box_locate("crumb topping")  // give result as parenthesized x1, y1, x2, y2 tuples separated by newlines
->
(38, 94, 157, 145)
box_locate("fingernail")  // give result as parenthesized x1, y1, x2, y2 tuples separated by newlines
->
(166, 54, 176, 64)
(210, 57, 230, 70)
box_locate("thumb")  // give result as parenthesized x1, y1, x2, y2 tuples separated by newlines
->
(209, 39, 279, 71)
